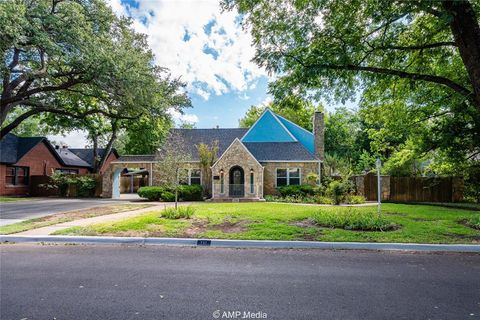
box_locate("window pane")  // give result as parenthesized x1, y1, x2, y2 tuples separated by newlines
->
(17, 167, 25, 176)
(289, 177, 300, 185)
(288, 168, 300, 178)
(277, 177, 287, 186)
(17, 176, 27, 185)
(276, 168, 287, 178)
(6, 176, 14, 185)
(6, 167, 15, 176)
(190, 169, 201, 178)
(190, 177, 201, 185)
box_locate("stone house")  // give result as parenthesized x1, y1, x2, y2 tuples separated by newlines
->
(106, 108, 324, 200)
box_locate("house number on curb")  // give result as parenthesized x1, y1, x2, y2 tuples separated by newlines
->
(197, 239, 212, 246)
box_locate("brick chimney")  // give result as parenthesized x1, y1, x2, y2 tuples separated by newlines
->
(313, 111, 325, 161)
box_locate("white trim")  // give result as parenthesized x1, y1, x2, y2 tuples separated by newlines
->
(185, 168, 201, 186)
(240, 108, 298, 142)
(211, 138, 263, 169)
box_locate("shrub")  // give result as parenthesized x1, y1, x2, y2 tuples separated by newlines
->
(305, 172, 319, 186)
(138, 186, 164, 201)
(178, 184, 203, 201)
(343, 195, 366, 204)
(464, 215, 480, 230)
(76, 176, 96, 197)
(313, 208, 399, 231)
(161, 206, 196, 219)
(326, 181, 346, 205)
(277, 185, 315, 197)
(161, 191, 176, 202)
(314, 195, 334, 205)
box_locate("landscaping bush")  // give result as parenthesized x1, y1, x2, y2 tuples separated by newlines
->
(161, 206, 195, 219)
(178, 184, 203, 201)
(277, 185, 315, 197)
(138, 186, 164, 201)
(160, 191, 176, 202)
(464, 215, 480, 230)
(76, 176, 96, 197)
(326, 181, 346, 205)
(138, 185, 203, 201)
(314, 195, 334, 205)
(343, 195, 366, 204)
(313, 208, 399, 231)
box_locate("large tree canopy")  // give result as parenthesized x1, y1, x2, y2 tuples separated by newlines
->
(223, 0, 480, 162)
(1, 0, 190, 138)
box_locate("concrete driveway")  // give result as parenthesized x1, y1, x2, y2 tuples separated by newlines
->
(1, 245, 479, 320)
(0, 198, 131, 226)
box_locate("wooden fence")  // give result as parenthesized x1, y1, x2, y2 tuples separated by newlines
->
(354, 174, 464, 203)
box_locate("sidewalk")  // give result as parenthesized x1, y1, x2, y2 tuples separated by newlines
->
(15, 202, 188, 236)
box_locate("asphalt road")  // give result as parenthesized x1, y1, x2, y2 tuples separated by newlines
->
(0, 198, 126, 223)
(1, 245, 479, 320)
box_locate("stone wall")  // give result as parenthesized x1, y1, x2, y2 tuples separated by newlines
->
(262, 161, 321, 196)
(211, 139, 263, 199)
(102, 162, 156, 198)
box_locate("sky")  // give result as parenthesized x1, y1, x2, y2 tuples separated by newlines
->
(50, 0, 354, 147)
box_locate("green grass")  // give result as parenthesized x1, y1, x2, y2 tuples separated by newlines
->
(54, 203, 480, 244)
(313, 208, 399, 231)
(0, 204, 153, 235)
(0, 197, 31, 202)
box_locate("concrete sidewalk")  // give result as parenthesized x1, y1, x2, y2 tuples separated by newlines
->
(15, 202, 189, 236)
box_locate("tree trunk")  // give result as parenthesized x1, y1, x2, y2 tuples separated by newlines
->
(96, 121, 117, 174)
(442, 0, 480, 111)
(92, 135, 99, 173)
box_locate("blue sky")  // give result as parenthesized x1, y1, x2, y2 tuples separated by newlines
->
(51, 0, 353, 146)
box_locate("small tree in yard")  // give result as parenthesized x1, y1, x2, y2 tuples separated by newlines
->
(196, 141, 219, 197)
(155, 132, 190, 209)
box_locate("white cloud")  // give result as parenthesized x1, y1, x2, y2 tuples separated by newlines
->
(167, 108, 199, 124)
(48, 130, 89, 148)
(106, 0, 266, 101)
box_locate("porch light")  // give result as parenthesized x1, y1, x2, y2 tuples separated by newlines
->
(250, 168, 254, 173)
(220, 169, 224, 174)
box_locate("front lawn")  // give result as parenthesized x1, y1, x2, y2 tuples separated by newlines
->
(54, 203, 480, 244)
(0, 204, 153, 235)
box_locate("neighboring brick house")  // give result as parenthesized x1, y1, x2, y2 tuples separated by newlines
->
(0, 133, 118, 196)
(105, 108, 324, 200)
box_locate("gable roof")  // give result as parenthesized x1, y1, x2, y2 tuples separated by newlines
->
(54, 148, 91, 167)
(0, 133, 55, 164)
(241, 109, 297, 143)
(167, 128, 248, 161)
(274, 114, 315, 154)
(243, 142, 317, 161)
(69, 148, 119, 167)
(212, 138, 263, 168)
(0, 133, 117, 169)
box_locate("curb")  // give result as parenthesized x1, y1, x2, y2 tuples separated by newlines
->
(1, 235, 480, 253)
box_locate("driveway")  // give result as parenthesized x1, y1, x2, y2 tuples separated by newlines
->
(1, 245, 479, 320)
(0, 198, 130, 226)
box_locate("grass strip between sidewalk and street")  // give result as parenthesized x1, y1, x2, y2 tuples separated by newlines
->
(53, 203, 480, 244)
(0, 197, 31, 202)
(0, 204, 153, 235)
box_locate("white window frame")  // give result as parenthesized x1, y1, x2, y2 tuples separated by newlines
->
(184, 168, 201, 185)
(275, 167, 302, 187)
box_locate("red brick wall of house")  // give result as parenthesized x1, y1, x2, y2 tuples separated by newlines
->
(0, 142, 89, 196)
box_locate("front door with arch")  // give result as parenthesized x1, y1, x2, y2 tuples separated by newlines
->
(229, 166, 244, 197)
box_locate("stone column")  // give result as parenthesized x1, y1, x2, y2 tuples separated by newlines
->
(313, 111, 325, 162)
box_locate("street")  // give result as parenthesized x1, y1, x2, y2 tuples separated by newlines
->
(0, 198, 129, 225)
(1, 244, 479, 320)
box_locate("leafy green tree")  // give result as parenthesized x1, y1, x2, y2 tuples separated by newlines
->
(1, 0, 190, 138)
(224, 0, 480, 172)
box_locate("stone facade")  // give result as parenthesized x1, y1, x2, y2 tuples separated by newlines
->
(211, 139, 264, 199)
(102, 161, 156, 198)
(262, 161, 321, 196)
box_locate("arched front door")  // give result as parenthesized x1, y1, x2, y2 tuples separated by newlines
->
(229, 166, 244, 197)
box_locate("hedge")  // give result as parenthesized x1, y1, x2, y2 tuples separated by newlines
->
(138, 185, 203, 201)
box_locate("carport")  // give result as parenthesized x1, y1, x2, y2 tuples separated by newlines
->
(102, 155, 157, 199)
